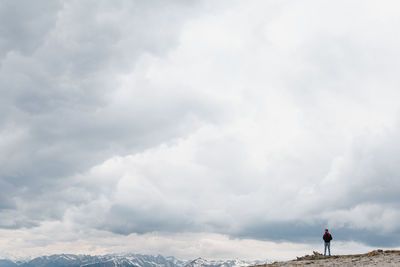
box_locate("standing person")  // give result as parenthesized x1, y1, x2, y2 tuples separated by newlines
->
(323, 229, 333, 256)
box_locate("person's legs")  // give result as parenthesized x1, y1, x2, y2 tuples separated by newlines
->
(327, 242, 331, 256)
(324, 242, 327, 256)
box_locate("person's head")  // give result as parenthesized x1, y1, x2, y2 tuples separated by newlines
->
(325, 229, 329, 233)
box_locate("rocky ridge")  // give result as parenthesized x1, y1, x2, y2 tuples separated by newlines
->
(252, 250, 400, 266)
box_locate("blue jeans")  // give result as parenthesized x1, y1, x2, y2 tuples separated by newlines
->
(324, 242, 331, 256)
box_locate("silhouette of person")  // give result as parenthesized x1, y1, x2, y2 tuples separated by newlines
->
(323, 229, 333, 256)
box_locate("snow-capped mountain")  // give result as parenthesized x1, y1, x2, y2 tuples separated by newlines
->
(184, 258, 263, 267)
(0, 260, 18, 267)
(0, 254, 265, 267)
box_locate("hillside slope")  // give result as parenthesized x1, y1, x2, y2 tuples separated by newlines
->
(253, 250, 400, 267)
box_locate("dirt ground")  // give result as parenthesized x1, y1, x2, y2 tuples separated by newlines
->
(252, 250, 400, 267)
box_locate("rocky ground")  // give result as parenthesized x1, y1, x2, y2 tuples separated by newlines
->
(253, 250, 400, 266)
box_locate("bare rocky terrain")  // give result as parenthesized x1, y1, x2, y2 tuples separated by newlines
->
(252, 250, 400, 266)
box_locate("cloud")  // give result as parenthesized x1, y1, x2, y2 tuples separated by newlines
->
(1, 0, 400, 258)
(63, 120, 400, 247)
(0, 0, 62, 60)
(0, 0, 210, 227)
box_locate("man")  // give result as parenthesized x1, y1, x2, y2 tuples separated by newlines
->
(323, 229, 333, 256)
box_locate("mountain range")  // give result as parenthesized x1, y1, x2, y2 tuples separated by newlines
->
(0, 254, 265, 267)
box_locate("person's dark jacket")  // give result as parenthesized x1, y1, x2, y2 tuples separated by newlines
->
(323, 233, 333, 242)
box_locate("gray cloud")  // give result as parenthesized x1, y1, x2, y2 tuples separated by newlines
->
(0, 0, 62, 61)
(0, 0, 211, 227)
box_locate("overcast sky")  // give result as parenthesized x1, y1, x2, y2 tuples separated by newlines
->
(1, 0, 400, 261)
